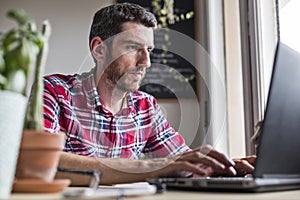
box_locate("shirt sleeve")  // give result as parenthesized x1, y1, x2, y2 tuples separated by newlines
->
(43, 77, 61, 133)
(143, 97, 191, 158)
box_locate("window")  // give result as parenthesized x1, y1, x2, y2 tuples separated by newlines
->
(197, 0, 279, 156)
(240, 0, 278, 154)
(279, 0, 300, 53)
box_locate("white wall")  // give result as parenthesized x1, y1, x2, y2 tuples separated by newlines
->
(206, 0, 229, 155)
(0, 0, 112, 75)
(224, 0, 246, 158)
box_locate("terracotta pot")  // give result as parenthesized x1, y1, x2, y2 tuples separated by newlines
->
(15, 130, 65, 182)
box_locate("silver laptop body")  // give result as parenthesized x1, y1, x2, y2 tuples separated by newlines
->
(148, 42, 300, 192)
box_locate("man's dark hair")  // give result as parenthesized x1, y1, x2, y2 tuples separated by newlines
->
(89, 3, 157, 44)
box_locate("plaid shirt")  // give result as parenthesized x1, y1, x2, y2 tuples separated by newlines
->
(43, 68, 190, 159)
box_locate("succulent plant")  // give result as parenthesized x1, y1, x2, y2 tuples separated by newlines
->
(0, 9, 51, 131)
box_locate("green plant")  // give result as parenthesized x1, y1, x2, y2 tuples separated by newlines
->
(0, 9, 51, 131)
(151, 0, 194, 28)
(151, 0, 195, 83)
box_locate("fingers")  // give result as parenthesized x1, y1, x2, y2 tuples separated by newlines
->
(175, 145, 237, 176)
(211, 155, 256, 177)
(233, 156, 256, 176)
(168, 162, 214, 177)
(176, 151, 224, 171)
(239, 155, 256, 165)
(168, 148, 256, 178)
(199, 145, 235, 167)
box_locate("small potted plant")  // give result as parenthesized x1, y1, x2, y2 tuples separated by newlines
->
(0, 9, 66, 197)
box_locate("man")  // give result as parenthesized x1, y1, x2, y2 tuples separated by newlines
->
(43, 3, 254, 185)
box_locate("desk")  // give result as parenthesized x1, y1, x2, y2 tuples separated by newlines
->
(9, 189, 300, 200)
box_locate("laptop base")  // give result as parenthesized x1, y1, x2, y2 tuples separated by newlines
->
(148, 177, 300, 193)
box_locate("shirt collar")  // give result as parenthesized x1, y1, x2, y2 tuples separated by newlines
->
(81, 67, 134, 115)
(80, 67, 103, 110)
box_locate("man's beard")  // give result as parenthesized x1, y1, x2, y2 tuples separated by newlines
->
(103, 61, 146, 92)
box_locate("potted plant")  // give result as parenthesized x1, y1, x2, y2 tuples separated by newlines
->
(0, 9, 65, 197)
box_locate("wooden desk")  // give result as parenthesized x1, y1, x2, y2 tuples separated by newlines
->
(9, 189, 300, 200)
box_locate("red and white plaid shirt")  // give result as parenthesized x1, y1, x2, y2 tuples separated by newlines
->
(43, 68, 190, 159)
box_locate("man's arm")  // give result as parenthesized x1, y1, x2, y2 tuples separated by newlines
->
(56, 152, 169, 185)
(55, 145, 237, 186)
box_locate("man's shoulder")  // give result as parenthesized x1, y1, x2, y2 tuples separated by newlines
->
(44, 68, 95, 89)
(44, 73, 79, 86)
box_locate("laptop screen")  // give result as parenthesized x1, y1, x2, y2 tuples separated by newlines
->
(254, 42, 300, 178)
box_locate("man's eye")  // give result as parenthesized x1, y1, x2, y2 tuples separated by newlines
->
(127, 45, 138, 51)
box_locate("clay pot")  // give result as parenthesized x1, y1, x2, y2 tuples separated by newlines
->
(15, 130, 65, 182)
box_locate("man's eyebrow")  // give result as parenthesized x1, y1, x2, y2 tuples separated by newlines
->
(123, 40, 142, 45)
(123, 40, 154, 49)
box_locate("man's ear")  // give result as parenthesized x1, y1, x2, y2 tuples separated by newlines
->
(90, 37, 106, 60)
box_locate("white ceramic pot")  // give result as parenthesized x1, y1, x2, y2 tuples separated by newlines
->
(0, 91, 27, 199)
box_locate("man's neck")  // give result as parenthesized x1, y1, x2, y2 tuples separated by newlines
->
(97, 76, 127, 115)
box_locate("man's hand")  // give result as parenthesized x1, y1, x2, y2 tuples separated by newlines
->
(232, 155, 256, 177)
(151, 145, 237, 178)
(209, 155, 256, 177)
(162, 146, 256, 179)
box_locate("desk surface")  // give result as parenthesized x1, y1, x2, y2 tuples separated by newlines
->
(9, 188, 300, 200)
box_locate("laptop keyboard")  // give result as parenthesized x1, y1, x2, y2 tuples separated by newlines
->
(154, 177, 256, 189)
(201, 177, 255, 188)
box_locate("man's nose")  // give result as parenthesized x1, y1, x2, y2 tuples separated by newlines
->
(137, 48, 151, 68)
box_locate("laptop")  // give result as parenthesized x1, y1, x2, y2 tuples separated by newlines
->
(147, 41, 300, 192)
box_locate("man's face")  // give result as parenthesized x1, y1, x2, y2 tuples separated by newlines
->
(103, 22, 154, 92)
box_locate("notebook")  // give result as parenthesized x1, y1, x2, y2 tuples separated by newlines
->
(147, 41, 300, 192)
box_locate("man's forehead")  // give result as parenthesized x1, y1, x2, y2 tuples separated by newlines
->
(121, 21, 154, 33)
(114, 22, 154, 44)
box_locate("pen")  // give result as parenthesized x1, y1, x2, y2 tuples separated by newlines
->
(57, 167, 101, 189)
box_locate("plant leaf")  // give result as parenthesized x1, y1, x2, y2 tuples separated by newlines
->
(0, 49, 5, 73)
(4, 69, 26, 94)
(7, 9, 29, 26)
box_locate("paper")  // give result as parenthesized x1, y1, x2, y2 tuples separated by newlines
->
(62, 182, 157, 199)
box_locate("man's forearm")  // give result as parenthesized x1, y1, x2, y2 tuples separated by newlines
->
(54, 146, 243, 186)
(55, 152, 165, 186)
